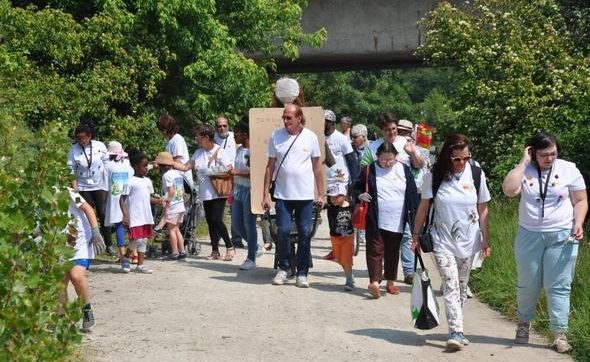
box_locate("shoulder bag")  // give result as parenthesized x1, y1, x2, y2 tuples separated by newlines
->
(208, 147, 233, 197)
(352, 165, 370, 230)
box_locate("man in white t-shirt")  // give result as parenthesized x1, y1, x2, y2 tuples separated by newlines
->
(322, 109, 359, 260)
(262, 104, 325, 288)
(214, 115, 243, 248)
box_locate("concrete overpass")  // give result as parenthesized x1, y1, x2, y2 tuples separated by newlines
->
(276, 0, 455, 72)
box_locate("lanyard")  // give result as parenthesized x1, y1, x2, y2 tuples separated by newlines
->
(82, 142, 93, 169)
(537, 165, 552, 218)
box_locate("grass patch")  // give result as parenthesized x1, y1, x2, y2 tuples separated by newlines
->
(471, 198, 590, 361)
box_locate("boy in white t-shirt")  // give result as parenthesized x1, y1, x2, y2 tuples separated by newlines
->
(65, 188, 106, 332)
(103, 141, 134, 272)
(120, 151, 160, 273)
(155, 151, 187, 260)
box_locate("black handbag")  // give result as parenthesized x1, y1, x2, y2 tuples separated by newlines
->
(419, 202, 435, 253)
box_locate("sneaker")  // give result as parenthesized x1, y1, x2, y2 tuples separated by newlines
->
(466, 285, 473, 298)
(344, 279, 356, 291)
(296, 275, 310, 288)
(239, 259, 256, 270)
(81, 307, 95, 331)
(458, 332, 470, 346)
(551, 332, 572, 353)
(177, 252, 187, 260)
(120, 258, 131, 273)
(105, 246, 115, 257)
(322, 250, 336, 260)
(135, 265, 153, 274)
(272, 270, 288, 285)
(153, 227, 163, 236)
(446, 332, 463, 350)
(163, 253, 179, 261)
(515, 321, 530, 344)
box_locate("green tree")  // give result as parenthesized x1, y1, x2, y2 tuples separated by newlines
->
(417, 0, 590, 191)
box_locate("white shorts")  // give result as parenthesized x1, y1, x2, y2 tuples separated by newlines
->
(165, 212, 185, 225)
(128, 238, 148, 253)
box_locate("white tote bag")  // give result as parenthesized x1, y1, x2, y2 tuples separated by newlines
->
(411, 254, 440, 330)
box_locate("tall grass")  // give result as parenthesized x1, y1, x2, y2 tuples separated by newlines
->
(471, 198, 590, 361)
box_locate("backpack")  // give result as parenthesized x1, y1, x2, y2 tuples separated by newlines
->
(432, 159, 482, 199)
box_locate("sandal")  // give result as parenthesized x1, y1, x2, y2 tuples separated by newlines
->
(386, 283, 400, 295)
(206, 251, 221, 260)
(223, 248, 235, 261)
(263, 242, 273, 251)
(368, 283, 381, 299)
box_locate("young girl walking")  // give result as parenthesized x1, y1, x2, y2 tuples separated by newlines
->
(120, 151, 160, 273)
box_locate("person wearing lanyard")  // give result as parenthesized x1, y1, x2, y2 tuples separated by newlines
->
(67, 122, 111, 255)
(502, 132, 587, 353)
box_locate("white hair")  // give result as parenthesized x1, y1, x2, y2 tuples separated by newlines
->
(351, 124, 367, 137)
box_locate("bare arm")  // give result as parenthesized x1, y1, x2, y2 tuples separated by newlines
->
(404, 140, 425, 169)
(79, 202, 99, 228)
(120, 195, 129, 227)
(503, 146, 532, 197)
(312, 156, 325, 208)
(570, 189, 588, 240)
(478, 202, 491, 257)
(411, 198, 432, 252)
(261, 157, 276, 210)
(172, 159, 195, 172)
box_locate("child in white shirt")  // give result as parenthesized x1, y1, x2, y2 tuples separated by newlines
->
(120, 151, 160, 273)
(155, 151, 187, 260)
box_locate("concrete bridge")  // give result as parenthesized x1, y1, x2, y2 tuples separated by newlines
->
(276, 0, 457, 72)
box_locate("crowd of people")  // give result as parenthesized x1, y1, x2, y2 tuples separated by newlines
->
(63, 91, 586, 353)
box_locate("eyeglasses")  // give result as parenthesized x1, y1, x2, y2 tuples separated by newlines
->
(450, 155, 472, 163)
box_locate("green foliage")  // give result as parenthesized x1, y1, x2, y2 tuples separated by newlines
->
(0, 114, 82, 361)
(471, 199, 590, 361)
(417, 0, 590, 192)
(297, 68, 458, 132)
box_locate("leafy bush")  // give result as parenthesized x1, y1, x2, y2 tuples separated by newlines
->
(0, 114, 81, 361)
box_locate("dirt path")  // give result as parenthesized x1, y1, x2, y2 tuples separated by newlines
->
(82, 212, 570, 362)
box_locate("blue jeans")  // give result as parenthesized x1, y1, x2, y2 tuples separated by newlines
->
(400, 223, 414, 277)
(275, 199, 313, 276)
(231, 184, 258, 261)
(515, 226, 578, 332)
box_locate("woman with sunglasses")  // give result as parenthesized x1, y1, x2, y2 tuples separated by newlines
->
(411, 133, 491, 351)
(502, 132, 587, 353)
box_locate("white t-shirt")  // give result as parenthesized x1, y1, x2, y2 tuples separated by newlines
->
(191, 145, 232, 201)
(326, 130, 354, 180)
(362, 136, 412, 167)
(375, 162, 407, 233)
(234, 146, 250, 187)
(421, 162, 491, 258)
(518, 159, 586, 232)
(166, 133, 193, 186)
(67, 189, 95, 260)
(123, 176, 155, 228)
(162, 169, 186, 215)
(67, 140, 109, 191)
(214, 132, 237, 164)
(104, 159, 134, 226)
(267, 127, 321, 200)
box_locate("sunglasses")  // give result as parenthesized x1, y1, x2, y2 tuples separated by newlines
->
(450, 155, 472, 163)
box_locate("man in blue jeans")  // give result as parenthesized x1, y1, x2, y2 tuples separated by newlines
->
(262, 104, 325, 288)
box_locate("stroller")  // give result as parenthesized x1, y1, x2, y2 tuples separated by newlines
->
(147, 177, 204, 258)
(260, 204, 322, 277)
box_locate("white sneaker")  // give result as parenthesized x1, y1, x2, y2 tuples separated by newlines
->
(272, 270, 288, 285)
(551, 332, 572, 353)
(135, 265, 153, 274)
(239, 259, 256, 270)
(296, 275, 309, 288)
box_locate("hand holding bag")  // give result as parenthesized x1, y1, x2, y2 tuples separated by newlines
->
(208, 148, 233, 197)
(411, 254, 440, 330)
(352, 165, 370, 230)
(418, 201, 435, 253)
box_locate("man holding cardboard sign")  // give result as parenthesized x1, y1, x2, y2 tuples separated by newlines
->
(262, 104, 325, 288)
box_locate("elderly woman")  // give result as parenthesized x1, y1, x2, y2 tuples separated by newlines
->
(173, 124, 234, 261)
(411, 133, 491, 351)
(355, 141, 419, 299)
(502, 132, 587, 353)
(67, 122, 111, 254)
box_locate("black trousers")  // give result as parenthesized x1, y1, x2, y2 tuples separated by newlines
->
(79, 190, 112, 248)
(203, 198, 232, 251)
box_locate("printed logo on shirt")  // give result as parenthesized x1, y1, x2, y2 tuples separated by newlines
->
(111, 172, 129, 196)
(174, 177, 184, 201)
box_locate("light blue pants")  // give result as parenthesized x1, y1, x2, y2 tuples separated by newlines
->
(400, 223, 414, 277)
(514, 226, 578, 332)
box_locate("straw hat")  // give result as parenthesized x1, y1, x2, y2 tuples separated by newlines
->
(154, 151, 174, 166)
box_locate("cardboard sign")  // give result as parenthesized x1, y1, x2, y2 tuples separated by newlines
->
(249, 107, 325, 214)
